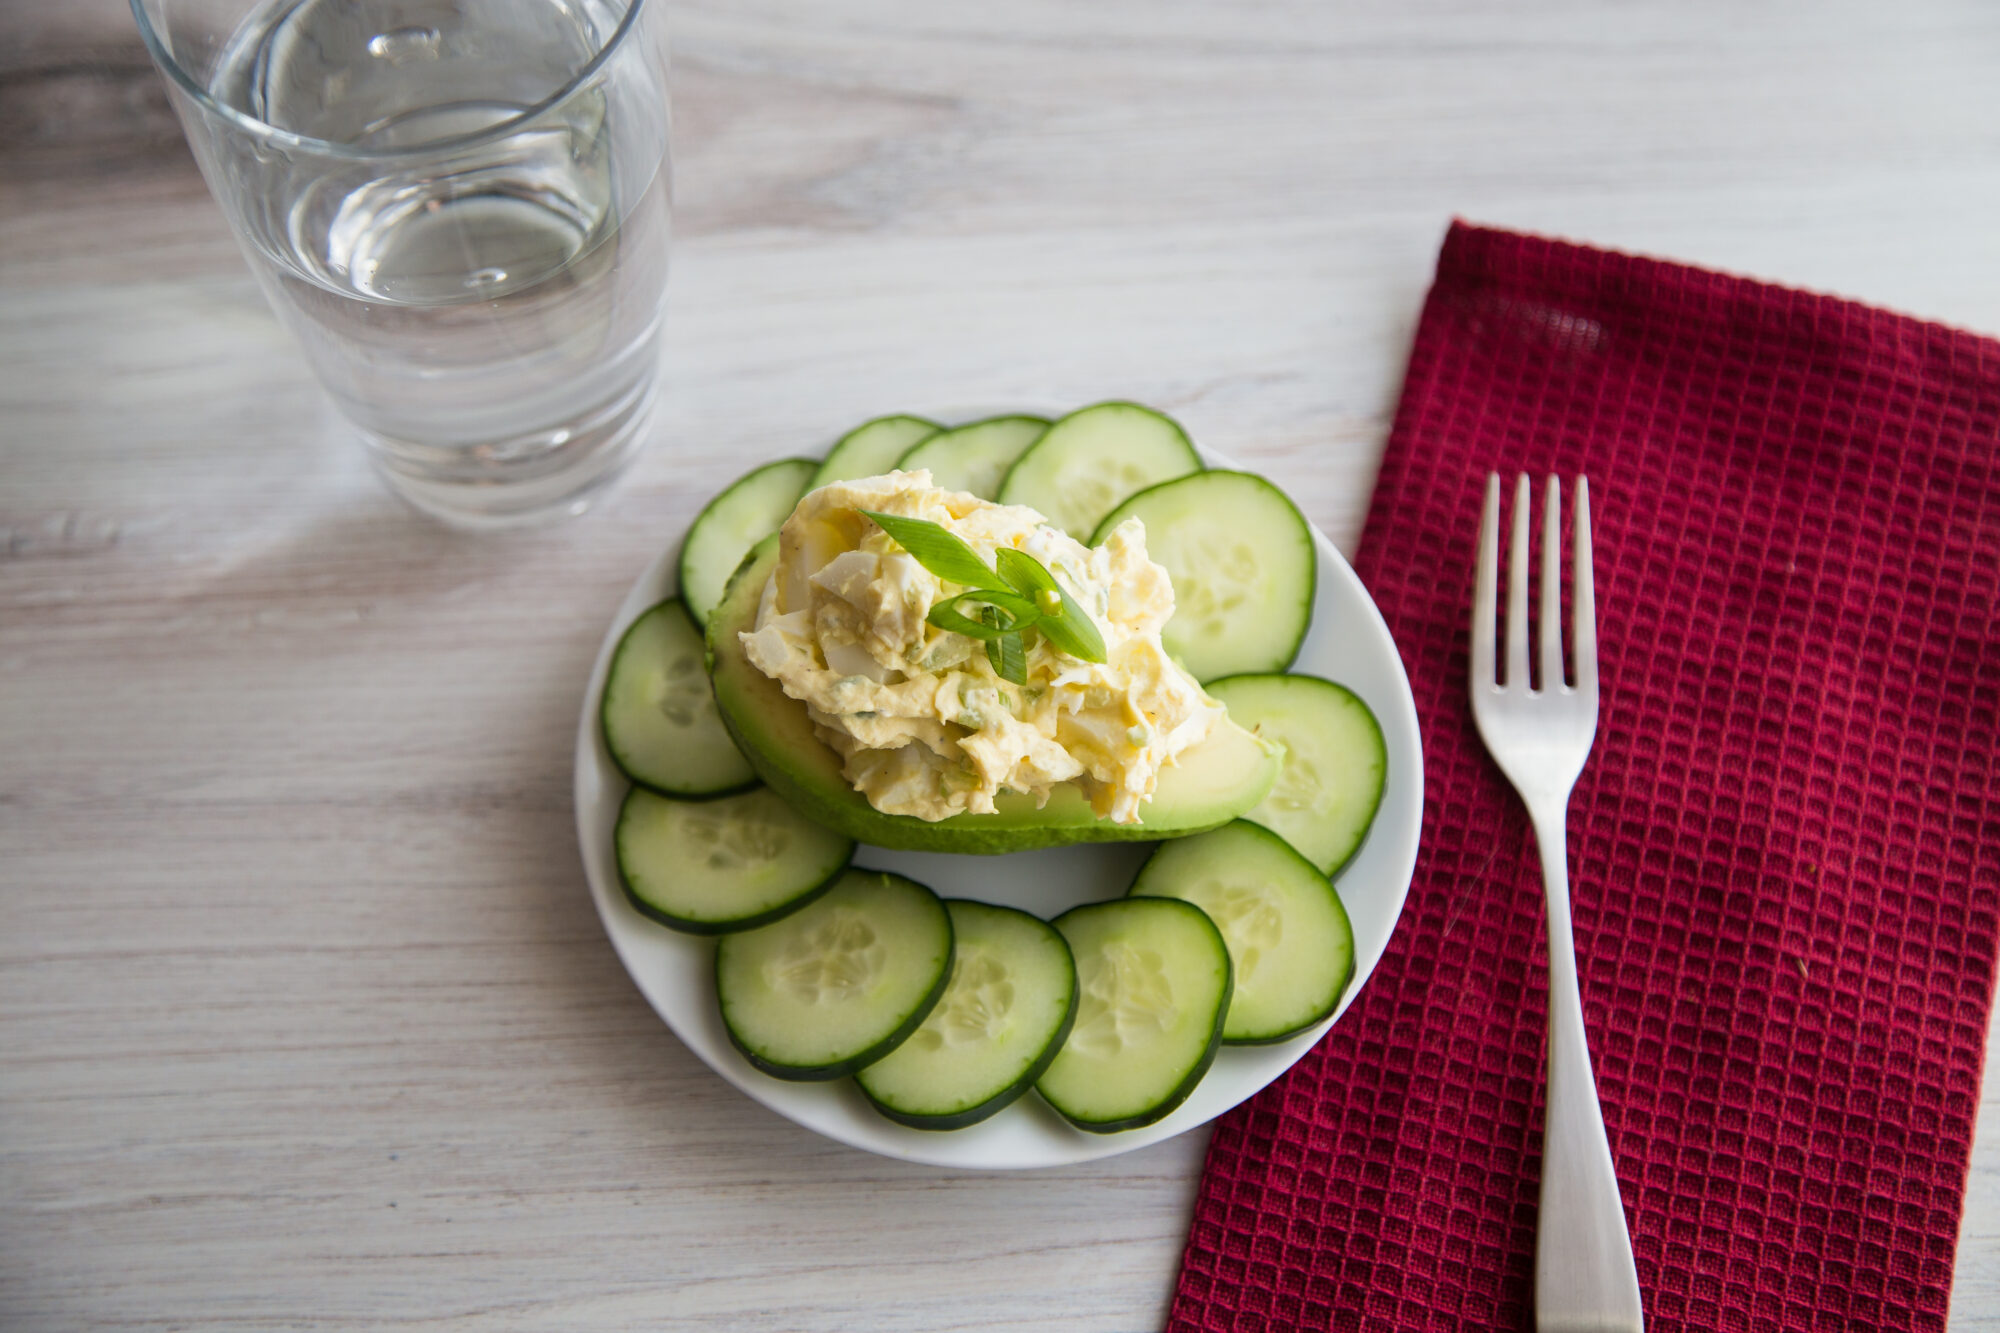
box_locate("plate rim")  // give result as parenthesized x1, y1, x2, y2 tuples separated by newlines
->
(572, 423, 1423, 1170)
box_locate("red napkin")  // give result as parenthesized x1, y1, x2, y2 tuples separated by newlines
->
(1170, 222, 2000, 1332)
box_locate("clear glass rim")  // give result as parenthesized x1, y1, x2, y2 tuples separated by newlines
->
(129, 0, 650, 161)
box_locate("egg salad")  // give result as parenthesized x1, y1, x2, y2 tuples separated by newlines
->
(739, 471, 1224, 824)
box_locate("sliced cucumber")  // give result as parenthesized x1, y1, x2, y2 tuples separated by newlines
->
(679, 457, 818, 627)
(716, 868, 953, 1081)
(1036, 897, 1231, 1133)
(601, 598, 756, 798)
(1091, 470, 1314, 683)
(806, 414, 942, 491)
(856, 900, 1077, 1130)
(996, 401, 1201, 538)
(895, 415, 1049, 500)
(1128, 820, 1354, 1044)
(616, 785, 853, 934)
(1205, 673, 1386, 878)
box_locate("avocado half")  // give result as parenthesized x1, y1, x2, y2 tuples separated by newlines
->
(705, 537, 1281, 855)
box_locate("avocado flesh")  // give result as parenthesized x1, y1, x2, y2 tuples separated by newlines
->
(705, 537, 1281, 855)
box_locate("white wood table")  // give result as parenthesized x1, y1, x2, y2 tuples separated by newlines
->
(6, 1, 1999, 1326)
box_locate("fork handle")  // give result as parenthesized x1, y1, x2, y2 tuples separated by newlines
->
(1530, 805, 1646, 1333)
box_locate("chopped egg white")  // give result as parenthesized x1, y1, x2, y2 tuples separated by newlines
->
(739, 470, 1224, 823)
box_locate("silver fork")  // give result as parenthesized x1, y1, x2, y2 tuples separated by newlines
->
(1470, 474, 1644, 1333)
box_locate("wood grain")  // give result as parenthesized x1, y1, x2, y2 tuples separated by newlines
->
(5, 0, 1999, 1327)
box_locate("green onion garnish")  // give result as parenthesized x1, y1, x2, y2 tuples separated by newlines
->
(859, 509, 1108, 670)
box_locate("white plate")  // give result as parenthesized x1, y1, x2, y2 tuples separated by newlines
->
(573, 436, 1423, 1169)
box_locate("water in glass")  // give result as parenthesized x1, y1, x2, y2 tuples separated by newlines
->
(192, 0, 670, 525)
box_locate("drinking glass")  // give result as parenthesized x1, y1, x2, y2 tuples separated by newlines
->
(132, 0, 672, 528)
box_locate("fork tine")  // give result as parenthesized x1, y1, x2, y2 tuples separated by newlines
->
(1573, 476, 1597, 698)
(1540, 475, 1564, 691)
(1505, 474, 1531, 690)
(1471, 473, 1499, 688)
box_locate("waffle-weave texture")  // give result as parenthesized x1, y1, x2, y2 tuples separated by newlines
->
(1170, 222, 2000, 1332)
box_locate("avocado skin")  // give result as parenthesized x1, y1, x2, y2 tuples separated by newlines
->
(705, 537, 1279, 855)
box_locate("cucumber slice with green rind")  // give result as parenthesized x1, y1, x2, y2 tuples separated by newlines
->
(1128, 820, 1354, 1044)
(716, 868, 954, 1081)
(1091, 469, 1315, 683)
(895, 415, 1050, 500)
(806, 414, 942, 491)
(680, 457, 818, 627)
(1205, 673, 1387, 878)
(996, 401, 1201, 538)
(601, 598, 757, 798)
(856, 900, 1078, 1130)
(1036, 897, 1231, 1133)
(616, 785, 853, 934)
(706, 537, 1282, 854)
